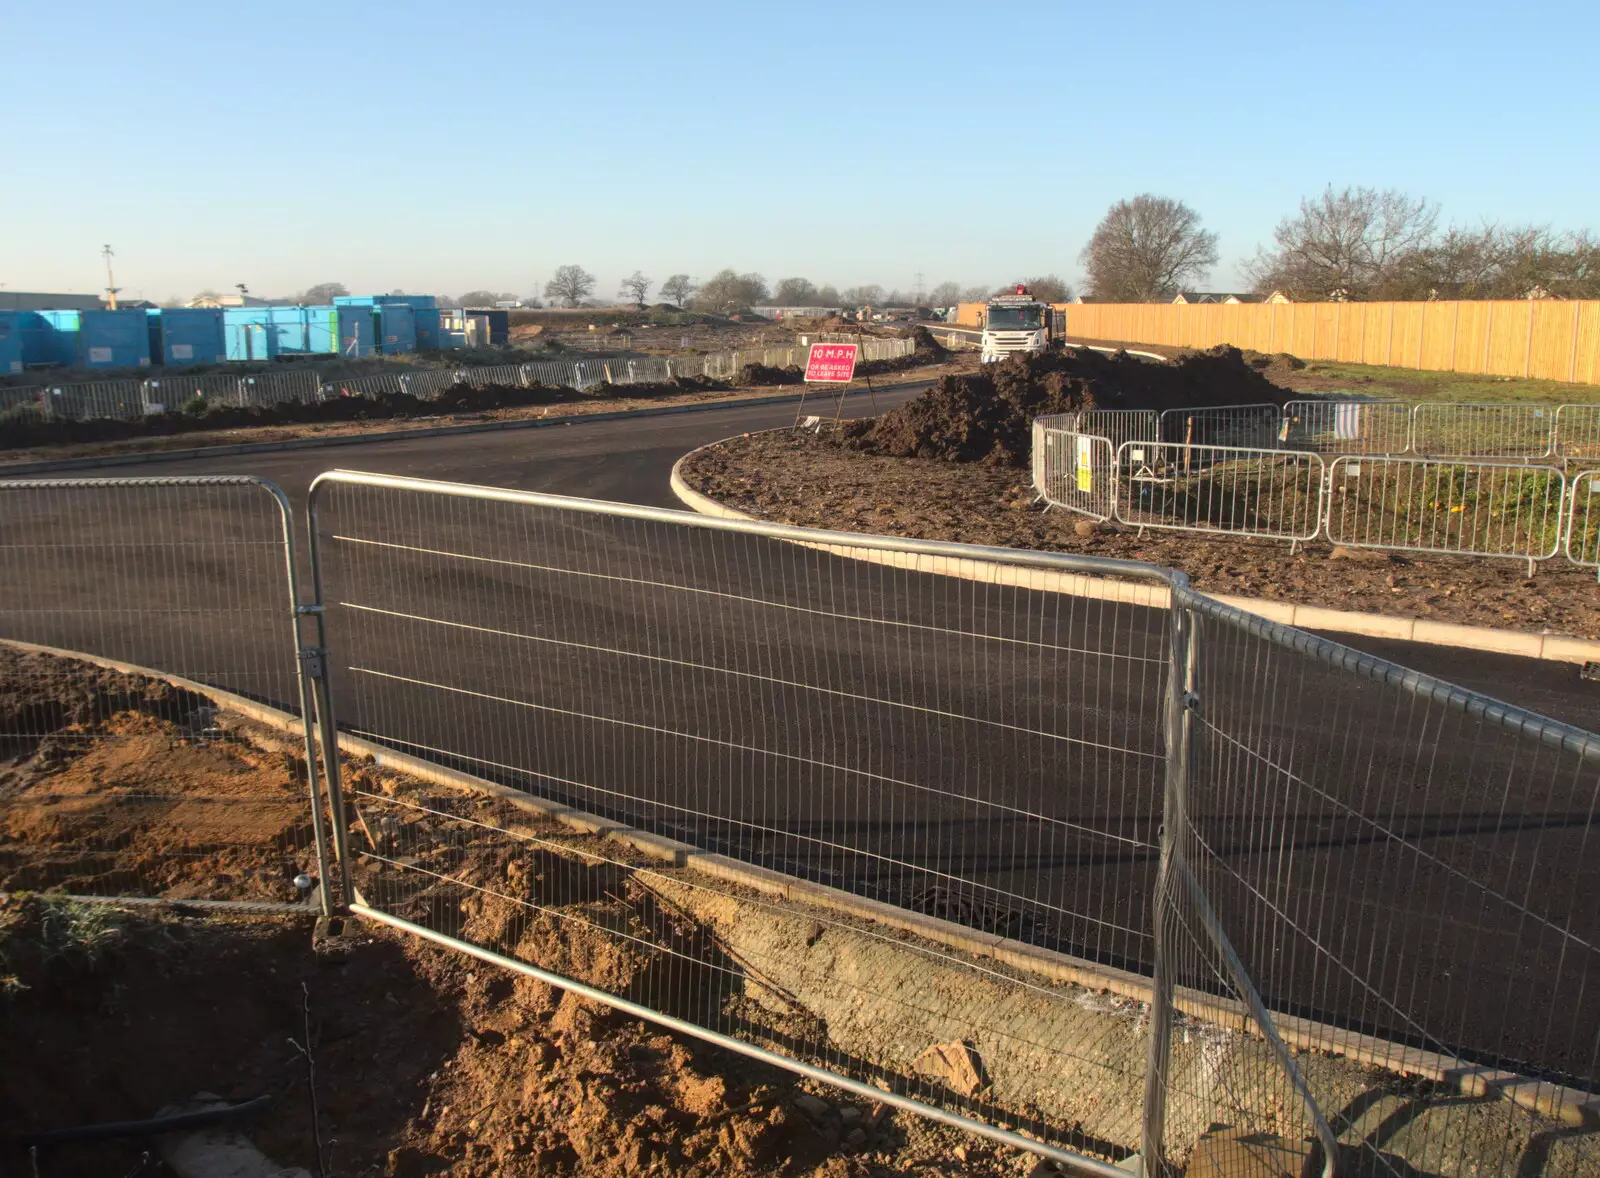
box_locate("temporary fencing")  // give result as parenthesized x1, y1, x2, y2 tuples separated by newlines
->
(1411, 402, 1559, 458)
(1281, 399, 1412, 455)
(1158, 404, 1281, 449)
(0, 470, 1595, 1175)
(1565, 469, 1600, 573)
(1114, 442, 1327, 543)
(1555, 404, 1600, 460)
(1034, 417, 1117, 519)
(0, 477, 335, 914)
(1324, 456, 1567, 569)
(0, 337, 917, 424)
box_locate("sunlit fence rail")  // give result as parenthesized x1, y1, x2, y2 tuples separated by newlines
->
(0, 337, 917, 424)
(1410, 402, 1559, 458)
(1114, 443, 1327, 543)
(1282, 398, 1412, 454)
(1038, 406, 1600, 571)
(1, 471, 1596, 1175)
(1324, 456, 1567, 568)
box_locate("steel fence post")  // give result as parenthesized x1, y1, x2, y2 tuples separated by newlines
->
(1141, 596, 1195, 1177)
(302, 491, 354, 910)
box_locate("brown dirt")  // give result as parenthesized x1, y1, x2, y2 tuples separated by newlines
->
(680, 430, 1600, 639)
(836, 346, 1290, 466)
(0, 652, 1049, 1177)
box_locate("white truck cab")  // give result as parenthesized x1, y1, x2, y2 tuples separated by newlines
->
(981, 285, 1049, 363)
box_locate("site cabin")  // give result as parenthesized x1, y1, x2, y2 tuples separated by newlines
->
(981, 284, 1049, 363)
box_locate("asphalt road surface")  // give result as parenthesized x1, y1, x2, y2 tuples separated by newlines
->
(3, 383, 1596, 1089)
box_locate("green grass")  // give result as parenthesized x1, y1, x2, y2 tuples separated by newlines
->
(1300, 361, 1600, 405)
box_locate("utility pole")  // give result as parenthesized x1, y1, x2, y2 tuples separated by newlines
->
(102, 244, 120, 310)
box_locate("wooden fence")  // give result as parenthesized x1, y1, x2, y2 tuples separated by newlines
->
(1062, 299, 1600, 385)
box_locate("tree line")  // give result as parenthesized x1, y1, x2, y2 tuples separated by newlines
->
(1077, 188, 1598, 303)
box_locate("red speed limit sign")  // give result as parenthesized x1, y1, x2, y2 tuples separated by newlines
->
(804, 342, 859, 383)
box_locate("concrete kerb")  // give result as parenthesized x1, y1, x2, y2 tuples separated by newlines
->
(3, 637, 1594, 1132)
(0, 378, 937, 478)
(669, 443, 1600, 666)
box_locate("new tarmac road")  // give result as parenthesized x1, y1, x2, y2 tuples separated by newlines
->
(5, 382, 1597, 1088)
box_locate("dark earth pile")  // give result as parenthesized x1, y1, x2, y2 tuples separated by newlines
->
(0, 374, 732, 450)
(837, 345, 1290, 466)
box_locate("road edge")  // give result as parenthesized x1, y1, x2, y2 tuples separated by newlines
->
(669, 442, 1600, 665)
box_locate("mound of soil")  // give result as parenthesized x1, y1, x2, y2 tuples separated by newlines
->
(737, 363, 803, 386)
(840, 345, 1291, 467)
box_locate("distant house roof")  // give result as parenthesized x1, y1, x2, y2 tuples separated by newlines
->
(187, 293, 271, 308)
(1173, 291, 1262, 305)
(104, 298, 157, 310)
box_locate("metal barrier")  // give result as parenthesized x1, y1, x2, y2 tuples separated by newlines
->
(1566, 468, 1600, 575)
(0, 471, 1594, 1173)
(1555, 403, 1600, 460)
(0, 477, 335, 914)
(1412, 402, 1557, 458)
(1114, 442, 1327, 543)
(1158, 404, 1281, 448)
(40, 378, 147, 421)
(1037, 424, 1117, 520)
(1325, 456, 1567, 570)
(1075, 408, 1159, 452)
(308, 469, 1200, 1172)
(1281, 398, 1412, 454)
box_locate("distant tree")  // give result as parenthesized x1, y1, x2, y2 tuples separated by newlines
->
(544, 264, 597, 308)
(928, 281, 962, 306)
(619, 271, 653, 306)
(883, 289, 907, 306)
(459, 290, 503, 307)
(959, 284, 991, 302)
(659, 274, 696, 308)
(1082, 195, 1220, 302)
(1243, 186, 1437, 301)
(695, 269, 769, 312)
(773, 277, 820, 305)
(993, 275, 1074, 303)
(300, 282, 349, 304)
(816, 284, 841, 306)
(841, 284, 884, 308)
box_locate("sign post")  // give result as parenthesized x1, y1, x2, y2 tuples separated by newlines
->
(797, 341, 861, 423)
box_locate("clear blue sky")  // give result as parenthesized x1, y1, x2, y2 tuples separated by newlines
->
(4, 0, 1595, 302)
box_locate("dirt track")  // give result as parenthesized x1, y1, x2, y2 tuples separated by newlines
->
(680, 428, 1600, 638)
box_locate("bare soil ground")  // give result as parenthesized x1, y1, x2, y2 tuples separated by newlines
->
(0, 650, 1051, 1178)
(680, 429, 1600, 639)
(0, 362, 958, 469)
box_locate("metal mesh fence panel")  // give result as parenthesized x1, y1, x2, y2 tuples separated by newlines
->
(1154, 590, 1600, 1177)
(1412, 402, 1557, 458)
(1158, 404, 1282, 449)
(1555, 404, 1600, 461)
(1282, 399, 1413, 455)
(1038, 425, 1117, 520)
(1566, 469, 1600, 572)
(0, 477, 331, 911)
(1114, 443, 1326, 542)
(1076, 409, 1159, 453)
(308, 470, 1183, 1170)
(1325, 456, 1566, 566)
(40, 379, 147, 422)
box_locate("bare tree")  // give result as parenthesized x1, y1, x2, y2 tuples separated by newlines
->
(994, 275, 1073, 303)
(959, 284, 991, 302)
(1081, 195, 1220, 302)
(841, 284, 883, 308)
(619, 270, 652, 306)
(928, 281, 962, 306)
(544, 264, 597, 308)
(300, 282, 349, 305)
(660, 274, 696, 308)
(695, 270, 769, 312)
(773, 277, 820, 305)
(1244, 186, 1438, 300)
(459, 290, 503, 307)
(816, 284, 841, 306)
